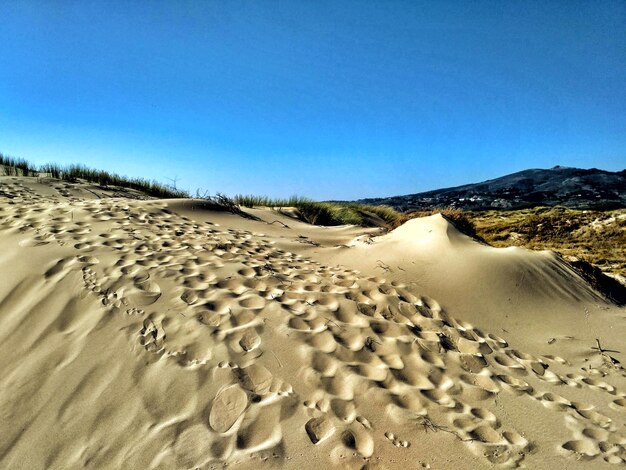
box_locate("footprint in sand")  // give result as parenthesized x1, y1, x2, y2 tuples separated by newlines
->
(209, 386, 248, 433)
(129, 273, 162, 305)
(305, 416, 335, 444)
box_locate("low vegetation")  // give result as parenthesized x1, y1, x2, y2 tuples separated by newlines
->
(233, 194, 405, 227)
(1, 152, 188, 198)
(467, 207, 626, 278)
(371, 206, 624, 278)
(232, 195, 310, 208)
(0, 153, 36, 176)
(2, 152, 403, 226)
(406, 206, 625, 277)
(2, 152, 624, 279)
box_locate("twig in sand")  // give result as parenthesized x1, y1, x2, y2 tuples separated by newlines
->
(297, 235, 320, 247)
(268, 220, 290, 228)
(415, 416, 476, 443)
(324, 317, 343, 331)
(591, 338, 622, 367)
(592, 338, 620, 354)
(260, 263, 276, 274)
(271, 350, 283, 368)
(375, 260, 391, 272)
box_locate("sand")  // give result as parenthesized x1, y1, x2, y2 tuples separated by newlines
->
(0, 175, 625, 469)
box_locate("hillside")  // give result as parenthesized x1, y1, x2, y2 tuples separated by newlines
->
(358, 166, 626, 211)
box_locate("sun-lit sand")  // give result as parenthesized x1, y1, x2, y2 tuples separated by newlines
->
(1, 175, 625, 469)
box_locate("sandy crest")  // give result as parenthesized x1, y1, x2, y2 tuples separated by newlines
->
(0, 177, 625, 469)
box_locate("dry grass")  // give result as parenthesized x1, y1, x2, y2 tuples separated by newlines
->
(405, 206, 626, 278)
(465, 207, 626, 277)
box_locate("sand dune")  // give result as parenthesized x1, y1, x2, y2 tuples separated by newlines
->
(1, 176, 625, 469)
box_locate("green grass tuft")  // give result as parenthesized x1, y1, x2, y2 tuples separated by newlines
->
(233, 195, 404, 227)
(2, 151, 406, 228)
(0, 153, 37, 176)
(2, 152, 188, 198)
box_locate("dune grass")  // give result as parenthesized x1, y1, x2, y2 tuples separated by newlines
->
(6, 152, 622, 278)
(47, 163, 189, 198)
(296, 201, 364, 226)
(0, 153, 36, 176)
(233, 194, 405, 227)
(2, 151, 402, 226)
(233, 195, 313, 208)
(347, 203, 406, 228)
(1, 152, 188, 198)
(2, 152, 401, 227)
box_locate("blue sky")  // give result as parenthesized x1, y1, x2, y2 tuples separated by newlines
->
(1, 1, 624, 199)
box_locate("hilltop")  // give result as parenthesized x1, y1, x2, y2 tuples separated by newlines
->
(358, 166, 626, 211)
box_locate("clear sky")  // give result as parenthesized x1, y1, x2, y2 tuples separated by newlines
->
(1, 1, 625, 199)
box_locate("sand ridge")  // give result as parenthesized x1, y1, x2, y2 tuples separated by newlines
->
(1, 177, 625, 469)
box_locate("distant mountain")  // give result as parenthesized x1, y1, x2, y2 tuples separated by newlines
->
(357, 166, 626, 211)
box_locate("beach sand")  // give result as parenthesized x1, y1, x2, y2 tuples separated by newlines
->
(1, 175, 625, 469)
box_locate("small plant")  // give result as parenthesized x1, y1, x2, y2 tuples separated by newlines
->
(213, 193, 246, 215)
(39, 163, 62, 179)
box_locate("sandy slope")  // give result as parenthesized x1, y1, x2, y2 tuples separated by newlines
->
(1, 176, 625, 469)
